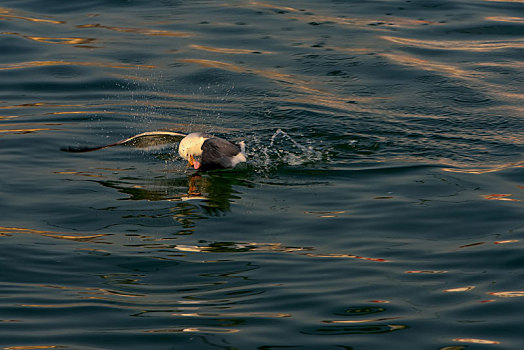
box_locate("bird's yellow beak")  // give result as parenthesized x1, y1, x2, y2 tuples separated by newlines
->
(187, 155, 201, 170)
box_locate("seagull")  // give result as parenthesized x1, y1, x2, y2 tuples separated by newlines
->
(62, 131, 247, 171)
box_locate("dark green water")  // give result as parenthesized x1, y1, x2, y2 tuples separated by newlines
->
(1, 1, 523, 349)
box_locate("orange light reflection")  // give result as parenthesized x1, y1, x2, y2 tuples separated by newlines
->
(77, 23, 194, 37)
(453, 338, 500, 345)
(381, 52, 471, 78)
(144, 327, 239, 334)
(247, 1, 301, 13)
(369, 300, 390, 303)
(405, 270, 448, 274)
(486, 16, 524, 23)
(494, 240, 519, 244)
(304, 253, 389, 262)
(0, 128, 56, 134)
(4, 346, 66, 350)
(488, 291, 524, 297)
(178, 58, 384, 115)
(444, 286, 475, 292)
(482, 194, 520, 202)
(0, 60, 156, 70)
(0, 102, 81, 109)
(382, 35, 524, 52)
(0, 226, 109, 242)
(0, 14, 64, 24)
(189, 44, 271, 54)
(322, 317, 400, 324)
(482, 0, 524, 2)
(171, 312, 291, 318)
(174, 242, 389, 262)
(288, 13, 437, 29)
(442, 160, 524, 174)
(304, 210, 346, 218)
(1, 32, 95, 45)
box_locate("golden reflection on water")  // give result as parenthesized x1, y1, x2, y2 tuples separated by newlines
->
(288, 13, 438, 28)
(0, 13, 64, 25)
(247, 1, 301, 13)
(0, 226, 109, 242)
(0, 102, 81, 109)
(0, 127, 57, 134)
(368, 300, 390, 304)
(488, 291, 524, 297)
(178, 58, 327, 94)
(144, 327, 240, 334)
(174, 242, 312, 254)
(4, 346, 66, 350)
(453, 338, 500, 345)
(304, 210, 346, 218)
(178, 58, 383, 115)
(304, 253, 389, 262)
(494, 240, 519, 244)
(76, 24, 194, 37)
(482, 193, 520, 201)
(0, 60, 156, 70)
(381, 36, 524, 51)
(304, 323, 407, 335)
(443, 286, 475, 292)
(485, 16, 524, 23)
(381, 44, 524, 125)
(454, 239, 519, 249)
(322, 317, 400, 324)
(178, 58, 246, 73)
(474, 61, 524, 70)
(174, 241, 389, 262)
(380, 50, 524, 119)
(189, 44, 272, 55)
(441, 160, 524, 174)
(171, 311, 290, 318)
(405, 270, 448, 274)
(19, 283, 146, 302)
(243, 0, 442, 29)
(45, 110, 117, 116)
(381, 52, 471, 78)
(79, 287, 143, 299)
(1, 32, 96, 45)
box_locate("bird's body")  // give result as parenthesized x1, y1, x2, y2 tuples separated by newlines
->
(178, 132, 246, 171)
(63, 131, 247, 171)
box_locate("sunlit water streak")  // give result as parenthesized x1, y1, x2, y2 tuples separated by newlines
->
(0, 0, 523, 349)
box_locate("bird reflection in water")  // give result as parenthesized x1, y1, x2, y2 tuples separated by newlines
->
(61, 130, 249, 235)
(95, 171, 244, 234)
(182, 173, 242, 215)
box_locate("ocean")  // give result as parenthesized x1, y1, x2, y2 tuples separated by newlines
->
(0, 1, 523, 349)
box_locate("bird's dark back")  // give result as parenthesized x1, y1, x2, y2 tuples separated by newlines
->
(200, 138, 241, 170)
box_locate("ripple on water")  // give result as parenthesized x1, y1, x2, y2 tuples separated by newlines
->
(1, 0, 524, 349)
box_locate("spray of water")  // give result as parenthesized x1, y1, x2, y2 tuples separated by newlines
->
(247, 129, 325, 173)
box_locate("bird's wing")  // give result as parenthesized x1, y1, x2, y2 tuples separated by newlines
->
(201, 138, 242, 169)
(61, 131, 187, 153)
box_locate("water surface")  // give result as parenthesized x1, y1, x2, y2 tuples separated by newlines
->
(0, 0, 523, 349)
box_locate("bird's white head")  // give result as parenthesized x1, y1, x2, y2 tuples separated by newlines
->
(178, 133, 208, 161)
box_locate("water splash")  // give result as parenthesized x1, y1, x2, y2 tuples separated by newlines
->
(247, 129, 325, 173)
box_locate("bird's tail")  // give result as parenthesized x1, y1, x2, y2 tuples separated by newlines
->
(239, 141, 247, 157)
